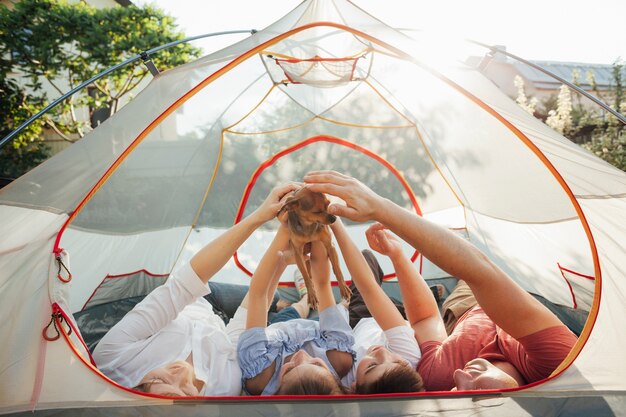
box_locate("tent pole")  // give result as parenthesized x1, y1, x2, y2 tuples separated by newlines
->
(470, 40, 626, 125)
(0, 29, 257, 150)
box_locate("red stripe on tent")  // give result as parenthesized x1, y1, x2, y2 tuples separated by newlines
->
(557, 263, 579, 309)
(277, 280, 354, 288)
(558, 264, 595, 280)
(51, 22, 373, 254)
(232, 135, 422, 279)
(55, 303, 572, 400)
(81, 270, 169, 311)
(53, 303, 528, 400)
(51, 21, 600, 393)
(105, 270, 169, 279)
(51, 303, 96, 367)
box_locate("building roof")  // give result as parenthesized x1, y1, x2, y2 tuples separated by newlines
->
(514, 60, 625, 90)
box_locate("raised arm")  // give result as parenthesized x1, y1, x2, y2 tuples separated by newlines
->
(190, 182, 298, 283)
(330, 219, 405, 331)
(244, 225, 291, 329)
(305, 171, 563, 340)
(366, 223, 447, 344)
(309, 240, 354, 378)
(239, 225, 290, 395)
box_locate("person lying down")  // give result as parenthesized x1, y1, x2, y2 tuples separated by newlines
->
(92, 184, 299, 396)
(330, 219, 424, 394)
(237, 210, 426, 396)
(236, 215, 355, 396)
(304, 170, 579, 392)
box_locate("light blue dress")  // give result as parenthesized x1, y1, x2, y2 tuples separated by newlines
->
(237, 304, 354, 395)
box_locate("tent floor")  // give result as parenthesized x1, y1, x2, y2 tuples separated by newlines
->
(12, 391, 626, 417)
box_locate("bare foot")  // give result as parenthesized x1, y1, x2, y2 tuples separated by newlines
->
(276, 298, 292, 312)
(291, 294, 310, 318)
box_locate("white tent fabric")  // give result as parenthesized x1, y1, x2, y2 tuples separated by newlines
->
(1, 0, 625, 415)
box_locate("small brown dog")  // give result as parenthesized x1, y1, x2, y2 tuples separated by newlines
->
(278, 187, 352, 308)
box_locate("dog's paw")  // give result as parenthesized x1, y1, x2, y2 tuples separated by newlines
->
(307, 290, 319, 310)
(339, 283, 352, 301)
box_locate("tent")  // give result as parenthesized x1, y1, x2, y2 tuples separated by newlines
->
(1, 0, 625, 415)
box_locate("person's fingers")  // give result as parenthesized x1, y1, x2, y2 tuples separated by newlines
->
(368, 222, 385, 232)
(277, 210, 288, 223)
(303, 170, 350, 185)
(307, 183, 348, 199)
(383, 230, 398, 241)
(275, 182, 300, 199)
(375, 229, 394, 252)
(365, 226, 377, 249)
(280, 249, 309, 266)
(329, 203, 360, 221)
(326, 194, 345, 206)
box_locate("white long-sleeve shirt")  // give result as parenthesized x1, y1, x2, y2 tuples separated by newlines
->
(93, 263, 246, 395)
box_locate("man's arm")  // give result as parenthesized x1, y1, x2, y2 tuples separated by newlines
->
(305, 171, 563, 340)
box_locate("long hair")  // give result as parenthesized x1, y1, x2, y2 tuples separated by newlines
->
(356, 362, 425, 394)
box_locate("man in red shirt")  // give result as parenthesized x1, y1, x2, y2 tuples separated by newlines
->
(305, 171, 578, 391)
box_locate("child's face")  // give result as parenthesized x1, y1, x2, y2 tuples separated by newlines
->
(279, 349, 333, 386)
(356, 345, 406, 386)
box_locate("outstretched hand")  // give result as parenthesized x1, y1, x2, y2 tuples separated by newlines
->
(366, 223, 404, 260)
(254, 182, 301, 224)
(303, 171, 383, 222)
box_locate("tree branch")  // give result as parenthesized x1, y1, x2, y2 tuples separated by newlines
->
(44, 76, 65, 96)
(117, 73, 146, 101)
(44, 119, 75, 143)
(94, 78, 110, 96)
(113, 72, 136, 100)
(66, 95, 85, 138)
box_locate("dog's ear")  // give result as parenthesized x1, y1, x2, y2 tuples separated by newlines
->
(278, 195, 300, 216)
(299, 195, 314, 211)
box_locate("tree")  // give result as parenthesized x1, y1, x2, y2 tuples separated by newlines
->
(517, 59, 626, 171)
(0, 0, 201, 180)
(579, 59, 625, 171)
(0, 76, 47, 180)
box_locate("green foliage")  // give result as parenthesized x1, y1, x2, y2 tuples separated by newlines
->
(582, 130, 625, 170)
(0, 0, 201, 179)
(530, 59, 626, 171)
(0, 76, 48, 179)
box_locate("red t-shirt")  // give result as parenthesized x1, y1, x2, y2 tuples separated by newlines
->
(416, 306, 578, 391)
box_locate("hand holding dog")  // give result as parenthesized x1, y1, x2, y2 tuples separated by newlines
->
(253, 182, 301, 224)
(303, 171, 384, 222)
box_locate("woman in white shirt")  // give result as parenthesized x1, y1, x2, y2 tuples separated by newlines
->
(93, 183, 299, 396)
(331, 220, 424, 394)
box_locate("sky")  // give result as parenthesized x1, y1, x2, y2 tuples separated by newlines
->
(137, 0, 625, 65)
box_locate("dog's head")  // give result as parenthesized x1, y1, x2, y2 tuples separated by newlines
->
(278, 187, 336, 225)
